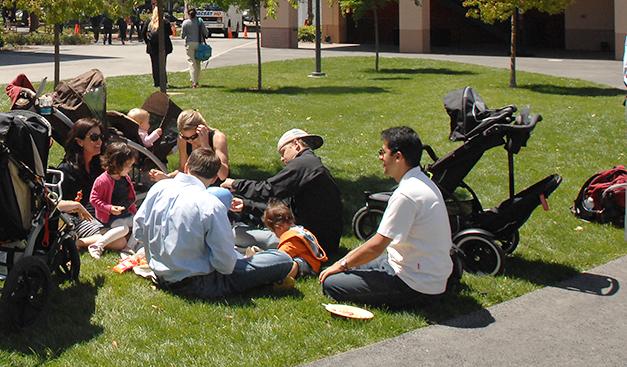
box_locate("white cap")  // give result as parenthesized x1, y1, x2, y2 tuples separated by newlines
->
(276, 128, 323, 152)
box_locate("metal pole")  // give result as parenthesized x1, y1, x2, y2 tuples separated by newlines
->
(309, 0, 325, 77)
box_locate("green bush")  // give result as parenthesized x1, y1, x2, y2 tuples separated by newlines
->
(298, 25, 315, 42)
(0, 33, 4, 48)
(2, 30, 91, 46)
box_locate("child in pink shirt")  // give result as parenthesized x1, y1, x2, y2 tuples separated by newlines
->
(89, 142, 138, 259)
(128, 108, 162, 148)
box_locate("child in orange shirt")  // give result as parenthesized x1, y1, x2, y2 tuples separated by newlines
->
(262, 200, 328, 279)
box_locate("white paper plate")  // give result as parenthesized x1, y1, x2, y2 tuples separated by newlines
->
(324, 304, 374, 320)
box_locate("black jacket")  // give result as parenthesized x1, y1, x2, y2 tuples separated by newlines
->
(141, 20, 173, 55)
(233, 149, 343, 254)
(58, 156, 103, 215)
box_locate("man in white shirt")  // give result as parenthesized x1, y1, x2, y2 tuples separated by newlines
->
(320, 126, 455, 307)
(133, 148, 293, 299)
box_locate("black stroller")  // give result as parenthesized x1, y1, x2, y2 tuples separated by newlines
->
(352, 87, 562, 275)
(0, 110, 79, 329)
(9, 70, 181, 201)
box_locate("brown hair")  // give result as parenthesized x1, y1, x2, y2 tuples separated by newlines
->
(101, 142, 137, 175)
(187, 147, 221, 179)
(262, 199, 295, 230)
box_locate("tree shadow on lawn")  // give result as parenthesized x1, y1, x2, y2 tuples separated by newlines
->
(519, 84, 625, 97)
(226, 86, 389, 95)
(369, 68, 476, 76)
(0, 275, 105, 362)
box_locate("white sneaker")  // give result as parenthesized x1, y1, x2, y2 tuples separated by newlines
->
(88, 243, 104, 259)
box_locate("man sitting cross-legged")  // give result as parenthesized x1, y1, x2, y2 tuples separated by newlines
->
(320, 126, 457, 308)
(133, 148, 293, 299)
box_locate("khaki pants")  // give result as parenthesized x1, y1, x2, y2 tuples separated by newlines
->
(185, 41, 201, 84)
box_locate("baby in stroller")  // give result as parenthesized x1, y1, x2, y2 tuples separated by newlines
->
(127, 108, 162, 148)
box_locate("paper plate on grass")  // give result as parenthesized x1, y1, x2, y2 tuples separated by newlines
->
(323, 304, 374, 320)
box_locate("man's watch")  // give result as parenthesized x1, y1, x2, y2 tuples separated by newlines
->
(339, 258, 350, 271)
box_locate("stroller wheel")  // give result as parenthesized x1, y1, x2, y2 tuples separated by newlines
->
(455, 233, 505, 276)
(498, 230, 520, 255)
(1, 256, 51, 329)
(52, 237, 81, 282)
(352, 206, 384, 241)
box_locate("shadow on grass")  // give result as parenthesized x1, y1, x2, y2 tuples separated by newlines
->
(374, 283, 494, 328)
(369, 68, 476, 76)
(502, 256, 619, 295)
(227, 86, 389, 95)
(0, 276, 105, 361)
(370, 77, 412, 81)
(179, 286, 306, 308)
(504, 256, 580, 286)
(519, 84, 625, 97)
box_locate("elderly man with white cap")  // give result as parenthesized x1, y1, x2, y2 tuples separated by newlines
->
(221, 128, 343, 254)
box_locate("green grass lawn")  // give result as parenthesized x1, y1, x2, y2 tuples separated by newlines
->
(0, 56, 625, 366)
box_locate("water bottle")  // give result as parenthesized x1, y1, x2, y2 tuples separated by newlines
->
(582, 197, 595, 211)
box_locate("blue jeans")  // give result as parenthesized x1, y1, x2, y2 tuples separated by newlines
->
(233, 223, 279, 249)
(322, 256, 447, 308)
(161, 250, 293, 299)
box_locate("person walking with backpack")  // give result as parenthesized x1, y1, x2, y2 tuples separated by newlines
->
(180, 7, 208, 88)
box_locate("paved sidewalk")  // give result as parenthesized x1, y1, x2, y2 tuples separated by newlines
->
(1, 38, 625, 89)
(304, 255, 627, 367)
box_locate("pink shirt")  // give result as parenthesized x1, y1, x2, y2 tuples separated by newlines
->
(139, 128, 162, 147)
(90, 172, 137, 224)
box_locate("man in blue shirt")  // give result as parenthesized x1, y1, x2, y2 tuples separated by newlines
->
(133, 148, 293, 299)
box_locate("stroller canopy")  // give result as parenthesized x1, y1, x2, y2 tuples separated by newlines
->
(50, 69, 107, 146)
(0, 111, 51, 240)
(444, 87, 492, 141)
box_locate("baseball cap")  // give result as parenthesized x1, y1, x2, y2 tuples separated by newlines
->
(276, 128, 323, 152)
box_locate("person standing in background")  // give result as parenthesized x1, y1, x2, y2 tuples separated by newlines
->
(180, 8, 208, 88)
(141, 7, 174, 87)
(90, 15, 101, 43)
(101, 14, 113, 45)
(117, 17, 128, 45)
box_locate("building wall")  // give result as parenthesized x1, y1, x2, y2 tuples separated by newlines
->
(260, 0, 299, 48)
(565, 0, 614, 52)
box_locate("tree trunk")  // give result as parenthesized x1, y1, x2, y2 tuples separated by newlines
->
(157, 0, 167, 93)
(307, 0, 313, 25)
(54, 24, 60, 87)
(509, 10, 517, 88)
(374, 6, 379, 72)
(255, 1, 262, 91)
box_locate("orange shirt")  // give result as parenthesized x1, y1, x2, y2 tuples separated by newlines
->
(278, 226, 328, 273)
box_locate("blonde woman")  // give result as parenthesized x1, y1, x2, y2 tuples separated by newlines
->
(141, 7, 174, 87)
(149, 109, 229, 183)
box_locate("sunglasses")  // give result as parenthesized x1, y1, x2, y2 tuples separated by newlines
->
(88, 133, 103, 142)
(180, 133, 199, 142)
(378, 148, 398, 157)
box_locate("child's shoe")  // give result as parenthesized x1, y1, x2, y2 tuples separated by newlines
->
(88, 243, 104, 259)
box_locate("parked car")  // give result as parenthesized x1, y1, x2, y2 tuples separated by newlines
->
(197, 4, 243, 38)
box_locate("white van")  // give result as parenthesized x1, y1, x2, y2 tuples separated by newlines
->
(196, 4, 244, 38)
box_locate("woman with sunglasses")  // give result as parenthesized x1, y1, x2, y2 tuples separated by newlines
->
(149, 109, 229, 183)
(57, 118, 127, 252)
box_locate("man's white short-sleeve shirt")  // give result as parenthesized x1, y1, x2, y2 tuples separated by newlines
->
(377, 166, 453, 294)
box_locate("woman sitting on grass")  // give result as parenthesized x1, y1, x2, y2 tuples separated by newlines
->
(149, 109, 228, 184)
